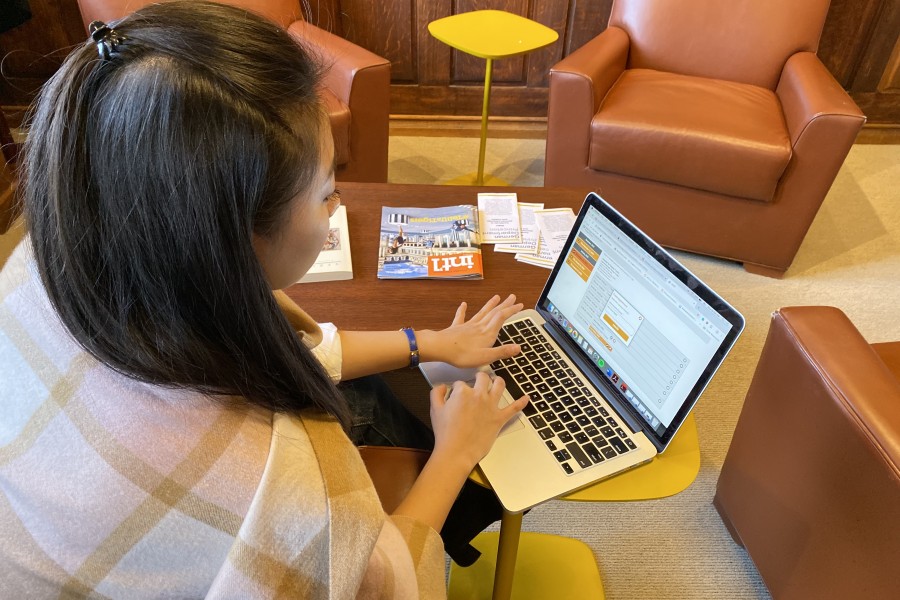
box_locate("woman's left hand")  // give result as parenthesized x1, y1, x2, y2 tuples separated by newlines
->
(418, 294, 524, 368)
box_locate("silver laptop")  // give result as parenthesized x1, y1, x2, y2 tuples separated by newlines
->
(420, 192, 745, 513)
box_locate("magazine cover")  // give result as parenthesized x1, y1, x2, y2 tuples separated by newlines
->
(377, 205, 483, 279)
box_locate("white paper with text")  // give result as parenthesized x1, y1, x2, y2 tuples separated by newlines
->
(477, 192, 521, 243)
(495, 202, 544, 254)
(533, 208, 576, 263)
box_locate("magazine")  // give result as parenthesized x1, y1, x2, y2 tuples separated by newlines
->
(297, 205, 353, 283)
(377, 205, 483, 279)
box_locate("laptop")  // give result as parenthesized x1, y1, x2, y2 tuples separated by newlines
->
(420, 192, 745, 513)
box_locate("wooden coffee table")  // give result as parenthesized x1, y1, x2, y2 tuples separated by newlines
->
(287, 182, 591, 328)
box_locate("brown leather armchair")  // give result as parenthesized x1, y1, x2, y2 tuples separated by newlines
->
(545, 0, 866, 277)
(77, 0, 390, 183)
(714, 307, 900, 598)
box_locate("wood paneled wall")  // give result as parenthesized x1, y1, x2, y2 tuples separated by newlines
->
(2, 0, 898, 124)
(0, 0, 86, 111)
(818, 0, 900, 123)
(312, 0, 899, 122)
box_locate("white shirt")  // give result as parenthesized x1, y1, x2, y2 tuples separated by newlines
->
(310, 322, 343, 382)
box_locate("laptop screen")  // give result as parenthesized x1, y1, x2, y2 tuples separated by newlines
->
(536, 193, 744, 450)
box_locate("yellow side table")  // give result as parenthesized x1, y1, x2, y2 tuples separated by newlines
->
(428, 10, 558, 185)
(448, 412, 702, 600)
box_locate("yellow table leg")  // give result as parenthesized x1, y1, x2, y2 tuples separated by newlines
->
(476, 57, 494, 186)
(491, 509, 523, 600)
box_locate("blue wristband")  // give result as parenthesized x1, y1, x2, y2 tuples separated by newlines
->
(400, 327, 419, 368)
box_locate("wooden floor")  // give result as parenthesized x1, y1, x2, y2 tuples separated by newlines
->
(391, 116, 900, 144)
(389, 115, 548, 139)
(3, 106, 899, 143)
(855, 125, 900, 144)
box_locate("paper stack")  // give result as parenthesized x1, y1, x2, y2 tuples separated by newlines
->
(478, 192, 575, 269)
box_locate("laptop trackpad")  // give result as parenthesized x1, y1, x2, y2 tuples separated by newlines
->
(498, 412, 525, 436)
(459, 379, 524, 437)
(419, 362, 524, 437)
(496, 393, 525, 436)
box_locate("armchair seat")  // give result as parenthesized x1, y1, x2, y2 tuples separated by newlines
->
(591, 69, 791, 202)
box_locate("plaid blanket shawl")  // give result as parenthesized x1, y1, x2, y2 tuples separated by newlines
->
(0, 241, 445, 598)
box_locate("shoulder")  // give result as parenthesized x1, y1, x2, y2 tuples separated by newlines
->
(273, 289, 323, 347)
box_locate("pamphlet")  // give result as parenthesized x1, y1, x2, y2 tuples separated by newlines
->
(514, 207, 575, 268)
(534, 208, 576, 257)
(477, 192, 521, 243)
(297, 205, 353, 283)
(377, 205, 483, 279)
(494, 202, 544, 254)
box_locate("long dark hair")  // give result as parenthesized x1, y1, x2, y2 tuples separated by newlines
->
(22, 1, 350, 427)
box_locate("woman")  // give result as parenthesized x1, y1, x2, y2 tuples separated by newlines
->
(0, 2, 527, 597)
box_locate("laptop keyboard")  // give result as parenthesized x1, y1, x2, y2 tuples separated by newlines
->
(490, 318, 637, 476)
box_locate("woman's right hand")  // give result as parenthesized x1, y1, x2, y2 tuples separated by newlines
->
(391, 373, 528, 532)
(429, 372, 529, 470)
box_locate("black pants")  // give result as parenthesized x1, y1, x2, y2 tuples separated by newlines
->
(341, 375, 506, 566)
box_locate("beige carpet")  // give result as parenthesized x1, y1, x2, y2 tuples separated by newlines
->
(390, 136, 900, 599)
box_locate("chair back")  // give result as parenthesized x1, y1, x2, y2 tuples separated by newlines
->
(76, 0, 302, 30)
(609, 0, 830, 89)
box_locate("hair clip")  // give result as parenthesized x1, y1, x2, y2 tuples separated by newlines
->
(89, 21, 126, 60)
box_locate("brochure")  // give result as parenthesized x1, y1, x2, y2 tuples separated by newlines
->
(477, 192, 521, 243)
(377, 205, 483, 279)
(494, 202, 544, 254)
(514, 207, 576, 269)
(533, 207, 576, 257)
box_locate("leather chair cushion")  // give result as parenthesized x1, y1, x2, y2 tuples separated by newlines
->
(589, 69, 792, 202)
(321, 88, 351, 167)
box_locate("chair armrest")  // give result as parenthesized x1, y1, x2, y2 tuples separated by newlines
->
(549, 26, 629, 117)
(776, 306, 900, 469)
(545, 27, 628, 185)
(288, 21, 390, 182)
(769, 54, 865, 247)
(776, 52, 865, 148)
(715, 306, 900, 598)
(714, 306, 900, 598)
(288, 20, 389, 105)
(358, 446, 430, 514)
